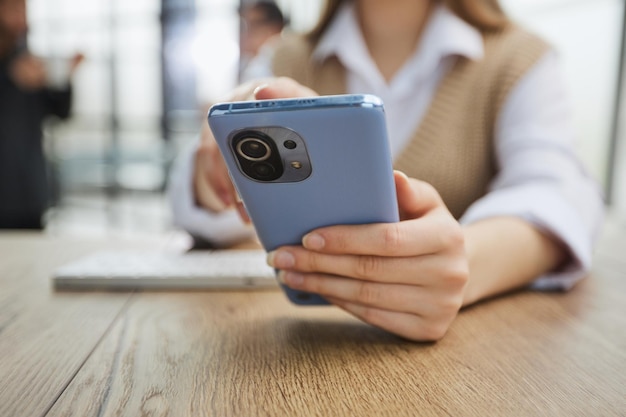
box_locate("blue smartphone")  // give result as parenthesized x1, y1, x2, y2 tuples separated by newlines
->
(208, 94, 399, 305)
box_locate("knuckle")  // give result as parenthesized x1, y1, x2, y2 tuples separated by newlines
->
(305, 251, 323, 272)
(448, 225, 465, 248)
(355, 282, 381, 305)
(444, 261, 470, 288)
(437, 219, 464, 250)
(302, 274, 321, 293)
(355, 255, 381, 279)
(382, 223, 403, 251)
(359, 305, 382, 324)
(439, 294, 464, 315)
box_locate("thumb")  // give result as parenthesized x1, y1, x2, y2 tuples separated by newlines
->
(254, 77, 318, 100)
(393, 170, 444, 220)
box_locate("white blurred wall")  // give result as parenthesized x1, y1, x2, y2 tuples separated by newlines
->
(501, 0, 623, 205)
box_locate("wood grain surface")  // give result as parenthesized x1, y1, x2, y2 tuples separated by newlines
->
(1, 231, 625, 417)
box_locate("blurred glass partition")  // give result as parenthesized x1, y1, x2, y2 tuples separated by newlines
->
(161, 0, 197, 144)
(27, 0, 165, 194)
(26, 0, 179, 234)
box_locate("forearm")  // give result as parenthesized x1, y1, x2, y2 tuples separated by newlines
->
(462, 216, 567, 306)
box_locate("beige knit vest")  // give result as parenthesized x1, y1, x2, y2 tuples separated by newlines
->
(272, 27, 549, 218)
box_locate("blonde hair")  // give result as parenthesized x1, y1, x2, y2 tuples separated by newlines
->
(308, 0, 508, 42)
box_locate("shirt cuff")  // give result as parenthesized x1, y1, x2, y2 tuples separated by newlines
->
(167, 139, 255, 247)
(460, 184, 598, 290)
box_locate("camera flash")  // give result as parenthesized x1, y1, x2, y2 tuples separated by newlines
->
(290, 161, 302, 169)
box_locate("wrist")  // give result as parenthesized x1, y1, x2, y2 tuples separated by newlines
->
(460, 217, 568, 307)
(461, 226, 481, 306)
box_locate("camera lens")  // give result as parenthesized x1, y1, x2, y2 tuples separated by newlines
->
(283, 140, 297, 149)
(237, 138, 271, 161)
(252, 162, 275, 178)
(231, 130, 286, 181)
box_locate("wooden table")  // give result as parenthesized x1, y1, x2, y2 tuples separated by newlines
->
(0, 227, 625, 417)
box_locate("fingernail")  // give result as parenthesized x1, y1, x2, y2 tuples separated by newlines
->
(266, 250, 295, 269)
(394, 170, 409, 180)
(303, 233, 325, 250)
(253, 83, 269, 97)
(284, 271, 304, 286)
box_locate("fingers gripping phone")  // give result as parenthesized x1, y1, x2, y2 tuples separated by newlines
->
(208, 94, 399, 305)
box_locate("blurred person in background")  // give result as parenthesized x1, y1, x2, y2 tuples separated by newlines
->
(238, 0, 286, 82)
(0, 0, 82, 229)
(169, 0, 604, 341)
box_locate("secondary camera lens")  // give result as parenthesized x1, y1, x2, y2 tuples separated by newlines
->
(237, 138, 271, 161)
(252, 162, 275, 178)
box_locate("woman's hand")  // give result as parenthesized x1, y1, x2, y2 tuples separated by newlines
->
(193, 77, 318, 218)
(267, 171, 469, 342)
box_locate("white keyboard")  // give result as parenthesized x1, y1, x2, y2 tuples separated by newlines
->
(52, 250, 277, 290)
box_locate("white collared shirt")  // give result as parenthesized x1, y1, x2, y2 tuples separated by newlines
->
(169, 3, 604, 289)
(312, 3, 484, 158)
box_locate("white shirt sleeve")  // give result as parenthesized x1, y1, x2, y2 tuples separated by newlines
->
(460, 50, 605, 290)
(167, 138, 256, 247)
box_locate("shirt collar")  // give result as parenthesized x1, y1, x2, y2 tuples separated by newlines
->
(312, 2, 484, 65)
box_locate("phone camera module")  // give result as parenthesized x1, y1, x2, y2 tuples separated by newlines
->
(231, 130, 283, 181)
(237, 138, 271, 161)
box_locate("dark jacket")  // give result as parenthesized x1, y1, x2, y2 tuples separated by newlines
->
(0, 46, 72, 228)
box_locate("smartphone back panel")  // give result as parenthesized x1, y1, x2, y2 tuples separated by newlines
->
(208, 95, 399, 305)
